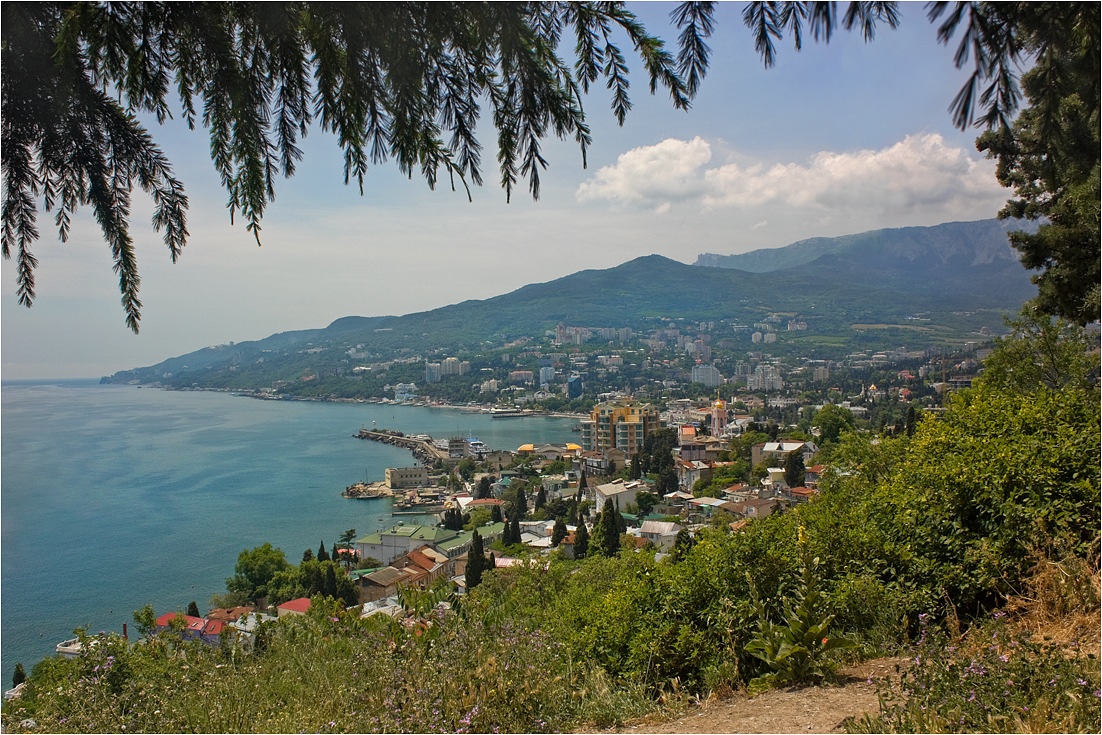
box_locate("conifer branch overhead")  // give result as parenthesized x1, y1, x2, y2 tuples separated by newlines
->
(2, 2, 712, 331)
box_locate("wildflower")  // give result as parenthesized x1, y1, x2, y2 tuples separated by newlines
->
(999, 654, 1010, 663)
(968, 691, 975, 702)
(1077, 679, 1088, 687)
(822, 637, 828, 645)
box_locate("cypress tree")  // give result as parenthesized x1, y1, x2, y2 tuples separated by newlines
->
(574, 522, 589, 559)
(491, 504, 503, 523)
(324, 564, 338, 598)
(186, 600, 200, 618)
(509, 511, 522, 545)
(784, 450, 805, 488)
(302, 547, 314, 562)
(317, 540, 330, 562)
(467, 530, 485, 589)
(551, 516, 567, 547)
(12, 663, 26, 688)
(535, 485, 547, 510)
(599, 504, 620, 557)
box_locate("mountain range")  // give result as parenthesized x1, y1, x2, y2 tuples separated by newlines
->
(105, 218, 1038, 384)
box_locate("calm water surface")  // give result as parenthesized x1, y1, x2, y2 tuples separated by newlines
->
(0, 381, 578, 677)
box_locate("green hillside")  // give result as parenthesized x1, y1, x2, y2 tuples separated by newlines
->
(104, 219, 1038, 387)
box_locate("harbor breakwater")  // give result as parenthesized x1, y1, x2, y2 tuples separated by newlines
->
(354, 428, 449, 466)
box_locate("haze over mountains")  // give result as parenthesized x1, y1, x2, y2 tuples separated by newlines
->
(105, 219, 1037, 384)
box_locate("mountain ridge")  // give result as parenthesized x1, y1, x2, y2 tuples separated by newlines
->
(105, 219, 1037, 385)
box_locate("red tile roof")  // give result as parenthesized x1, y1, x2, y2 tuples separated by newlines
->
(277, 597, 312, 614)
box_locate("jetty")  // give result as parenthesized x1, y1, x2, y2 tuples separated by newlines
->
(354, 428, 449, 465)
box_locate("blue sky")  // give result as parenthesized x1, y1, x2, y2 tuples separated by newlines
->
(1, 3, 1017, 379)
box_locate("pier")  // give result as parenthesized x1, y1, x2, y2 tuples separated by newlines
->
(354, 428, 450, 465)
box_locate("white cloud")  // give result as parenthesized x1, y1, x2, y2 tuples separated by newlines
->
(575, 137, 713, 209)
(576, 133, 1006, 223)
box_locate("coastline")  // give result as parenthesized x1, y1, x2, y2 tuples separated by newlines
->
(115, 382, 589, 420)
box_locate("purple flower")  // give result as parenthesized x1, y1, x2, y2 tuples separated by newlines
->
(1077, 679, 1088, 687)
(968, 691, 975, 702)
(999, 654, 1010, 663)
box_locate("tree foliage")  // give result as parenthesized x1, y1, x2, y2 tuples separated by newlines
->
(980, 304, 1100, 393)
(466, 529, 486, 590)
(2, 1, 712, 330)
(813, 403, 855, 445)
(972, 3, 1101, 324)
(225, 542, 291, 602)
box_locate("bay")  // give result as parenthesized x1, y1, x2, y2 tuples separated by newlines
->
(0, 381, 579, 679)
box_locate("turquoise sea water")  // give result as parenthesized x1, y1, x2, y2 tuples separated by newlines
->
(0, 381, 578, 679)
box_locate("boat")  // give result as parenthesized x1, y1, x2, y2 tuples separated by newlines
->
(56, 637, 94, 659)
(489, 408, 525, 418)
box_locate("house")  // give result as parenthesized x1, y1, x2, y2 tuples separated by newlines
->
(352, 566, 408, 603)
(639, 520, 682, 551)
(207, 605, 255, 623)
(155, 612, 225, 645)
(675, 458, 713, 491)
(226, 611, 277, 648)
(594, 479, 647, 515)
(722, 483, 753, 502)
(276, 597, 312, 617)
(804, 464, 825, 488)
(686, 496, 736, 519)
(354, 524, 472, 566)
(574, 448, 629, 477)
(391, 546, 450, 589)
(728, 497, 778, 520)
(751, 441, 819, 469)
(540, 474, 570, 498)
(789, 486, 816, 504)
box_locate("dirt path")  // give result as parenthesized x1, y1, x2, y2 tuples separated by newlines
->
(598, 658, 908, 734)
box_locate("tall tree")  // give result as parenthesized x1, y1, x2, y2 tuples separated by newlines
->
(1, 2, 711, 330)
(466, 529, 486, 590)
(324, 564, 338, 599)
(551, 516, 568, 547)
(316, 541, 330, 562)
(534, 485, 547, 511)
(573, 522, 590, 560)
(186, 600, 200, 618)
(508, 512, 522, 546)
(784, 449, 806, 488)
(973, 4, 1100, 324)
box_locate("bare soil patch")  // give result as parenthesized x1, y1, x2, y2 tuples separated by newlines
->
(593, 658, 909, 734)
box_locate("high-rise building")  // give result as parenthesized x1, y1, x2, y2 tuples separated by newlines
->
(691, 363, 723, 387)
(579, 400, 662, 454)
(567, 374, 583, 398)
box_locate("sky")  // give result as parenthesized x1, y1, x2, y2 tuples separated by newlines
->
(1, 3, 1019, 380)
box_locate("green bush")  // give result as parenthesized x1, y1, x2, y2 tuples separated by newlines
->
(850, 614, 1101, 733)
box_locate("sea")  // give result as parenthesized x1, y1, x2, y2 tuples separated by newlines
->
(0, 380, 580, 679)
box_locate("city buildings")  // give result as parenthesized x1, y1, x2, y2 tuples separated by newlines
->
(579, 399, 662, 455)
